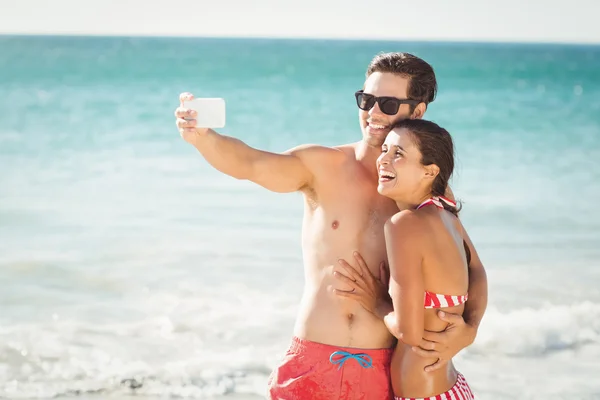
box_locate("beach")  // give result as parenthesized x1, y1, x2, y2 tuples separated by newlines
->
(1, 35, 600, 399)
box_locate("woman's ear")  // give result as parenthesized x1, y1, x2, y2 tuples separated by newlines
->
(424, 163, 440, 181)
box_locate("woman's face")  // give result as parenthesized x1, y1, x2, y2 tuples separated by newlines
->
(376, 128, 428, 200)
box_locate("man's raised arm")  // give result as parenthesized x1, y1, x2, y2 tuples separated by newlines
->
(175, 93, 336, 193)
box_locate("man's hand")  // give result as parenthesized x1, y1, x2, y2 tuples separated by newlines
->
(411, 310, 477, 372)
(332, 251, 390, 315)
(175, 92, 209, 142)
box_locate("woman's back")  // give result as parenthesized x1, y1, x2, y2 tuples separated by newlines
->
(390, 203, 470, 398)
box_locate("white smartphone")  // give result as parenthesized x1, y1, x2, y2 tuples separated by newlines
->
(182, 97, 226, 128)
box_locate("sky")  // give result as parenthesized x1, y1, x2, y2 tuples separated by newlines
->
(1, 0, 599, 44)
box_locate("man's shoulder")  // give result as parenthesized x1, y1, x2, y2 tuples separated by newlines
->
(286, 143, 352, 165)
(331, 141, 367, 162)
(285, 143, 341, 155)
(332, 141, 361, 153)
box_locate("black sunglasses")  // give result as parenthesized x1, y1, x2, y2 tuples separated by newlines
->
(354, 90, 419, 115)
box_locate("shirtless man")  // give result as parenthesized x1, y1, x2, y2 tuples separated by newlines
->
(174, 52, 488, 400)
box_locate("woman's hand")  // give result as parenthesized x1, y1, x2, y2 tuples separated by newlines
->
(333, 251, 390, 316)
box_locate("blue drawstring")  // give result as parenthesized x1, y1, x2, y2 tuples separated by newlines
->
(329, 350, 373, 370)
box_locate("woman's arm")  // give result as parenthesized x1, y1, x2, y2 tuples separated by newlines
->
(382, 211, 426, 347)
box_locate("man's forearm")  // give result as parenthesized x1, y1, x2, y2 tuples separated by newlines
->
(464, 262, 488, 332)
(186, 129, 316, 193)
(188, 129, 259, 180)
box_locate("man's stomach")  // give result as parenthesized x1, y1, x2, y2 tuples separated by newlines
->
(291, 264, 395, 349)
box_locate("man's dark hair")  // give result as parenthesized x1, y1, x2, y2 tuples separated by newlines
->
(367, 52, 437, 107)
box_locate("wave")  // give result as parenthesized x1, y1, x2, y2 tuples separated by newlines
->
(1, 302, 599, 398)
(0, 367, 269, 399)
(468, 301, 600, 356)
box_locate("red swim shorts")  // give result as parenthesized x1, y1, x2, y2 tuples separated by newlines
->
(267, 336, 393, 400)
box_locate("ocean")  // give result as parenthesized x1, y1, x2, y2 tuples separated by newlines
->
(1, 35, 599, 399)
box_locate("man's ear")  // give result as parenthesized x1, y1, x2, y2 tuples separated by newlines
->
(411, 103, 427, 119)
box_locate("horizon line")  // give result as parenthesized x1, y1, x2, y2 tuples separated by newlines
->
(2, 32, 600, 47)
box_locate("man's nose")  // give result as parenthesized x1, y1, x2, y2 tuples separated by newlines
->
(368, 101, 383, 116)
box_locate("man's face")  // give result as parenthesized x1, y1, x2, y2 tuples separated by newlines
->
(358, 72, 416, 148)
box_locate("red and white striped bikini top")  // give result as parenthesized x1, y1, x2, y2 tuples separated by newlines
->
(424, 292, 468, 309)
(416, 196, 469, 309)
(415, 195, 457, 211)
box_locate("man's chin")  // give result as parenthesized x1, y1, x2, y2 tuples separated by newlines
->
(364, 135, 386, 148)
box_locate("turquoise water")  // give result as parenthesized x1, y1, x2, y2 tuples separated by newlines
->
(1, 35, 600, 399)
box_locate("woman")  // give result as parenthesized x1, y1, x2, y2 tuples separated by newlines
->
(334, 118, 480, 399)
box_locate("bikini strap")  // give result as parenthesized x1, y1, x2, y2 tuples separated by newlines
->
(416, 196, 457, 210)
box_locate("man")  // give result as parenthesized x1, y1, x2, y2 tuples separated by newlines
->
(174, 52, 487, 399)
